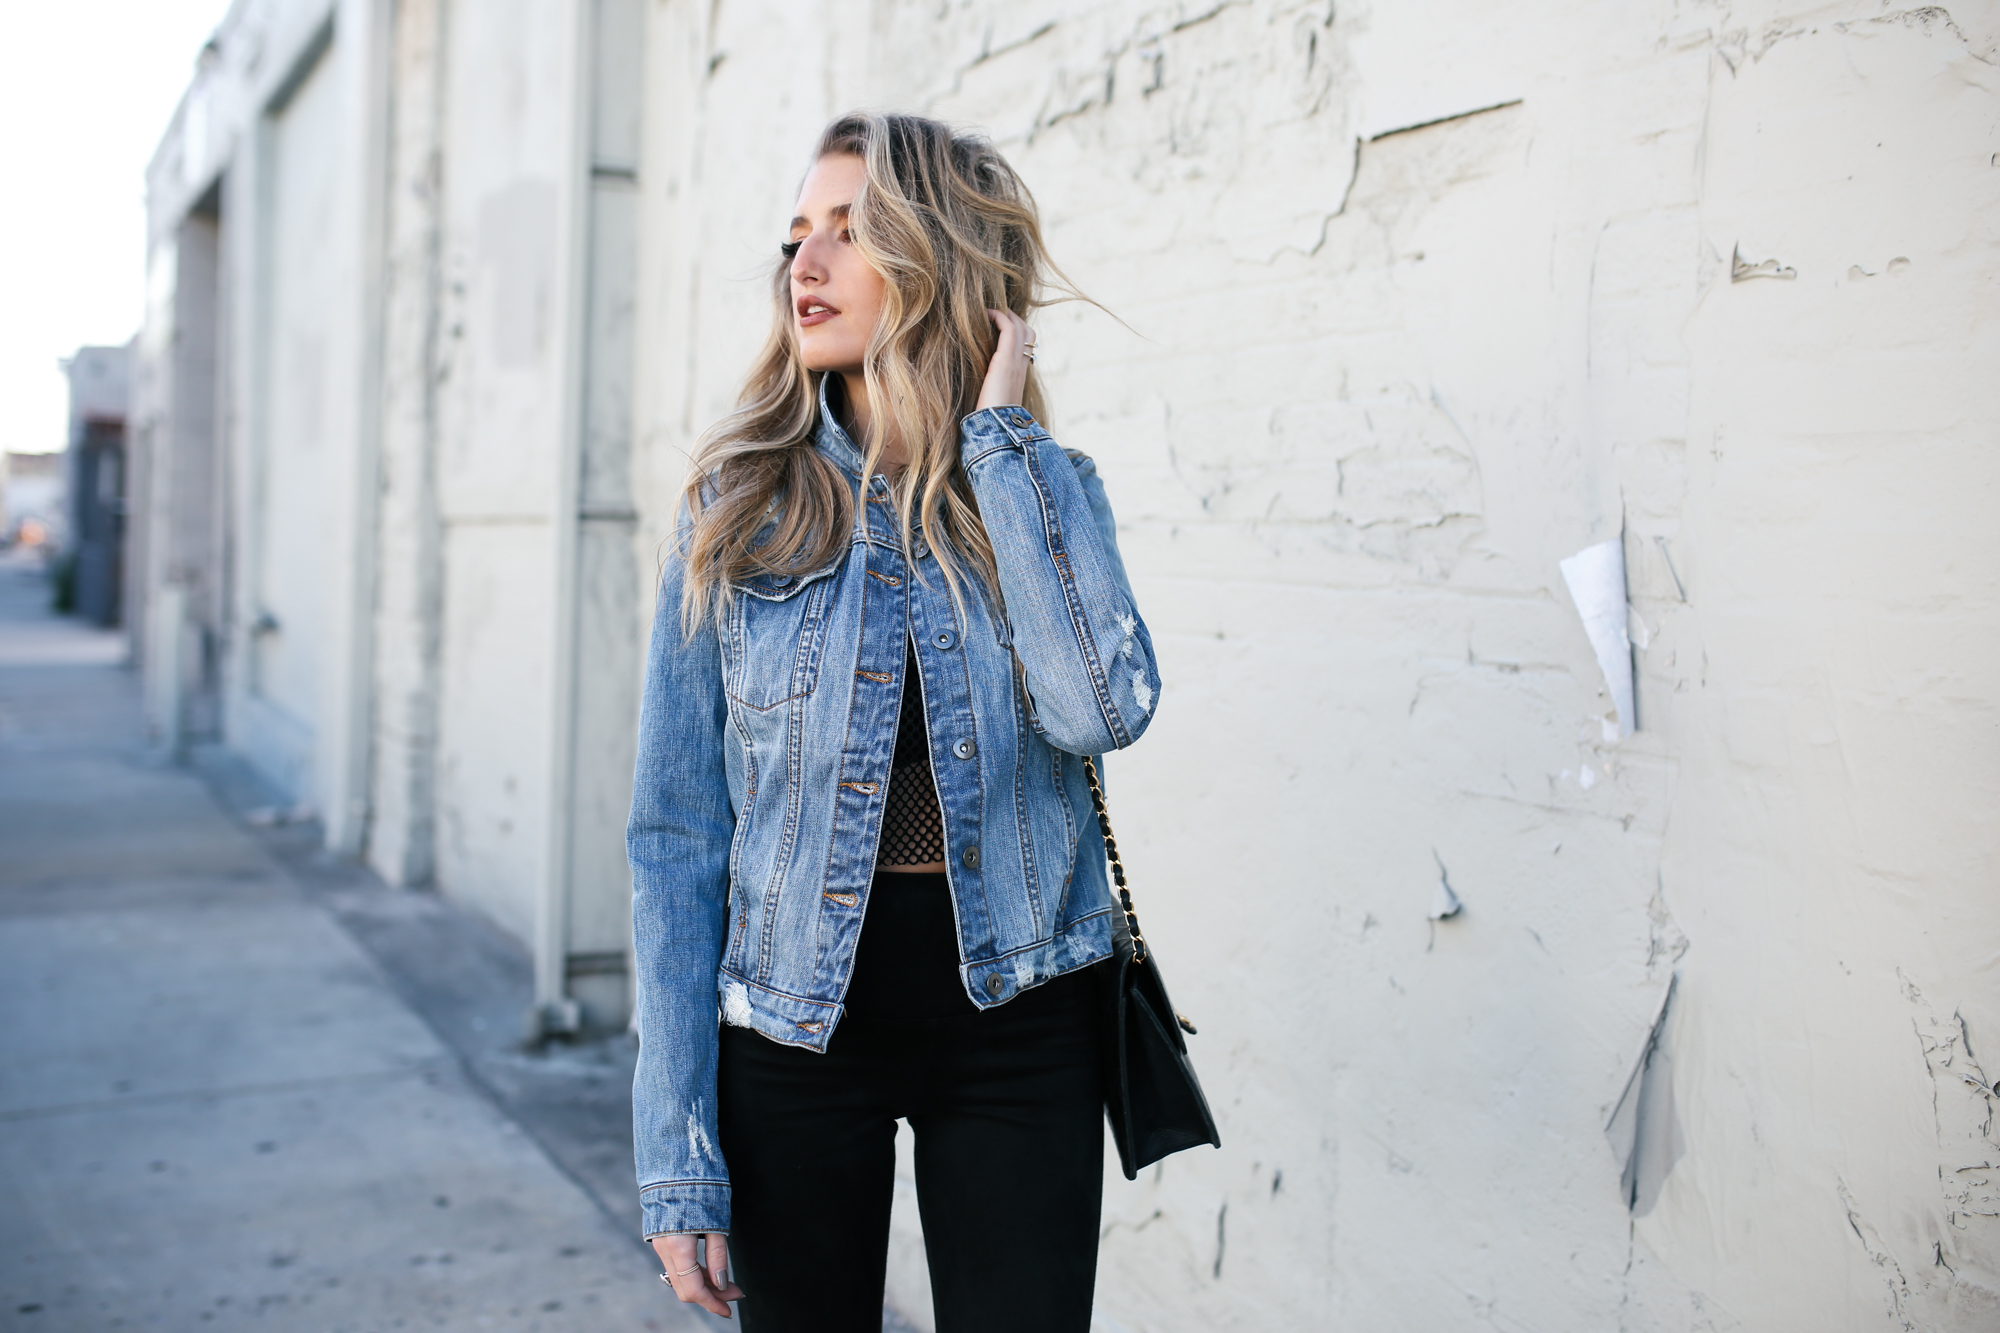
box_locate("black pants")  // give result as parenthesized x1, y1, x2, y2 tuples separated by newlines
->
(718, 871, 1104, 1332)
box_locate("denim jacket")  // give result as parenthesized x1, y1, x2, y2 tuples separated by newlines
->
(627, 381, 1160, 1238)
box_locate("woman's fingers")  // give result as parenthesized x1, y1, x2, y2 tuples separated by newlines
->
(707, 1232, 746, 1301)
(651, 1233, 697, 1275)
(673, 1272, 734, 1318)
(651, 1233, 743, 1318)
(993, 308, 1033, 358)
(976, 307, 1034, 412)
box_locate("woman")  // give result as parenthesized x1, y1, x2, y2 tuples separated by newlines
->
(628, 111, 1159, 1332)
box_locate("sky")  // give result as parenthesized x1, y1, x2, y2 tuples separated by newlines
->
(1, 1, 236, 455)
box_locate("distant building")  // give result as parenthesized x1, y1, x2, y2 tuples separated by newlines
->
(1, 451, 65, 548)
(63, 344, 132, 625)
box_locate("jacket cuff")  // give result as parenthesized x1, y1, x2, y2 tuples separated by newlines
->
(640, 1181, 732, 1239)
(961, 406, 1052, 466)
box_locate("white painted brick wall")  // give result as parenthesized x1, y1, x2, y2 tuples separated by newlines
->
(632, 3, 2000, 1328)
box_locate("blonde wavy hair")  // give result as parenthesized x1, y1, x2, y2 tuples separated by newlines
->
(677, 112, 1074, 629)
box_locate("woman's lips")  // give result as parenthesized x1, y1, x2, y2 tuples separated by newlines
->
(797, 295, 839, 328)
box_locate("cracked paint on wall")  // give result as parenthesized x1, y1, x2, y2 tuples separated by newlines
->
(629, 2, 2000, 1329)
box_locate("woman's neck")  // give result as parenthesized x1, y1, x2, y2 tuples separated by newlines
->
(837, 370, 908, 474)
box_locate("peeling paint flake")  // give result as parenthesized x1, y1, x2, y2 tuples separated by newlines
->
(1606, 973, 1682, 1216)
(1730, 244, 1797, 282)
(1367, 97, 1525, 143)
(1560, 539, 1636, 739)
(1428, 853, 1463, 921)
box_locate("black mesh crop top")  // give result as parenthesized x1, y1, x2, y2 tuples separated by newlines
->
(878, 638, 946, 867)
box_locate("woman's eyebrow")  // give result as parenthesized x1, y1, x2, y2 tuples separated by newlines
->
(788, 203, 852, 232)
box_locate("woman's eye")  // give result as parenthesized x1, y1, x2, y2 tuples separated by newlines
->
(780, 239, 802, 260)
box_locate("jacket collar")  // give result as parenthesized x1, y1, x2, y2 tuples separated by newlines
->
(812, 374, 870, 481)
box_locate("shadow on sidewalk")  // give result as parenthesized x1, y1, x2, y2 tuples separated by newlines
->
(189, 743, 648, 1244)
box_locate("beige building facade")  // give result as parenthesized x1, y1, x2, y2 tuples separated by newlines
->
(134, 2, 1998, 1328)
(137, 0, 644, 1032)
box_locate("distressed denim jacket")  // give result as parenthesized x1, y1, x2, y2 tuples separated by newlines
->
(627, 380, 1160, 1239)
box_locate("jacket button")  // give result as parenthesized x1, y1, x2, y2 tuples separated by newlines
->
(952, 737, 976, 760)
(932, 629, 956, 650)
(984, 974, 1004, 997)
(961, 844, 980, 870)
(1011, 412, 1030, 428)
(771, 573, 792, 586)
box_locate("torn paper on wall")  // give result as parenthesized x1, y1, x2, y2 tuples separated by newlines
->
(1606, 971, 1682, 1216)
(1560, 538, 1636, 739)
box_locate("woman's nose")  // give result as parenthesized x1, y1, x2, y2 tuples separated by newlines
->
(791, 235, 825, 282)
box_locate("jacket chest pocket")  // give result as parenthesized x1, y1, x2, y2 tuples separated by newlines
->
(725, 566, 838, 711)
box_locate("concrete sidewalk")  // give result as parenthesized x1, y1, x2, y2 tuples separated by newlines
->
(0, 553, 703, 1332)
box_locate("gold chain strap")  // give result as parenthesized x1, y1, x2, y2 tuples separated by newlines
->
(1081, 754, 1147, 964)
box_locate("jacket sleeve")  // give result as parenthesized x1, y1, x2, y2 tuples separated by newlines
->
(627, 528, 735, 1238)
(960, 406, 1160, 754)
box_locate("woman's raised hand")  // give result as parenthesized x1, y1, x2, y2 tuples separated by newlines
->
(975, 308, 1036, 414)
(652, 1231, 744, 1317)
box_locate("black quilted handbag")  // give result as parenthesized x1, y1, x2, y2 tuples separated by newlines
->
(1082, 756, 1222, 1179)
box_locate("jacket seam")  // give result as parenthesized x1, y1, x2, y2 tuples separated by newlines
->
(739, 1026, 837, 1054)
(716, 967, 844, 1010)
(1051, 748, 1078, 924)
(941, 590, 992, 944)
(963, 437, 1017, 467)
(1020, 439, 1130, 749)
(974, 905, 1114, 968)
(724, 712, 757, 974)
(811, 555, 885, 985)
(960, 409, 1023, 466)
(758, 598, 823, 980)
(1011, 688, 1043, 930)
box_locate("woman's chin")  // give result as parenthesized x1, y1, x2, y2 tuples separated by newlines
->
(800, 356, 863, 377)
(796, 336, 863, 377)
